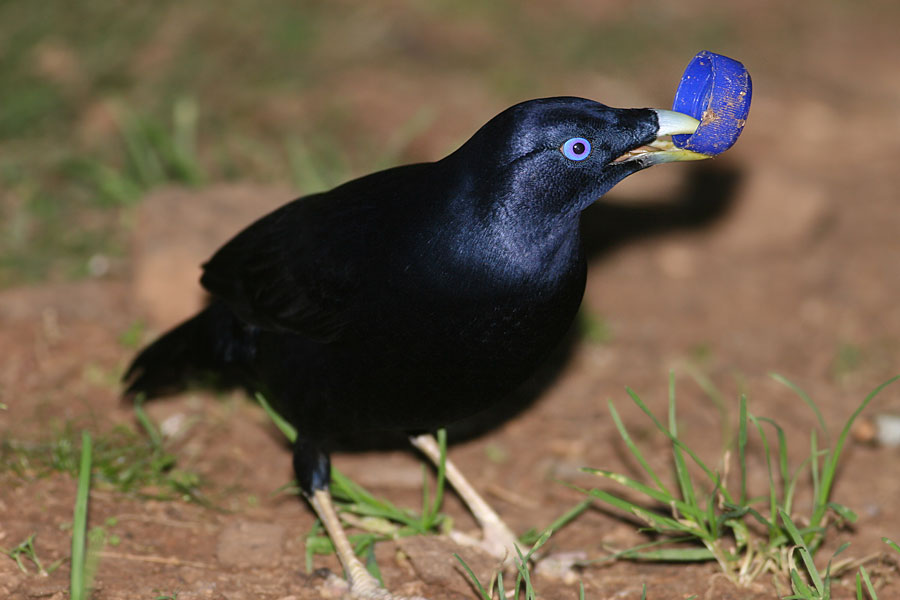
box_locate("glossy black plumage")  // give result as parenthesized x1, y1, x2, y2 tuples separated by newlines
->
(124, 97, 673, 495)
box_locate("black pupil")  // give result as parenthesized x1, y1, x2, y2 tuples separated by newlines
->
(572, 142, 585, 155)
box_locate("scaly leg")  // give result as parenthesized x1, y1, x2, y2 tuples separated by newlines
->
(410, 433, 520, 564)
(310, 488, 427, 600)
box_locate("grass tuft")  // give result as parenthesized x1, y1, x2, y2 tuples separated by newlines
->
(1, 532, 60, 575)
(65, 98, 204, 207)
(455, 528, 553, 600)
(580, 372, 899, 590)
(1, 404, 208, 505)
(70, 430, 92, 600)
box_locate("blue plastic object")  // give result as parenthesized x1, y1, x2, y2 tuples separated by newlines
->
(672, 51, 751, 156)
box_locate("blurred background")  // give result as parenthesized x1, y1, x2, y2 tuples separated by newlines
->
(2, 0, 897, 287)
(3, 2, 900, 598)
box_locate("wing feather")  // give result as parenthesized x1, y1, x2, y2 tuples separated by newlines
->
(200, 192, 371, 342)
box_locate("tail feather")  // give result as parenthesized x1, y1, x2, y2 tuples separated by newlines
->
(123, 302, 254, 400)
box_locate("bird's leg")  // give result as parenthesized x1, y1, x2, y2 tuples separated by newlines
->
(310, 488, 427, 599)
(410, 433, 520, 564)
(297, 440, 426, 599)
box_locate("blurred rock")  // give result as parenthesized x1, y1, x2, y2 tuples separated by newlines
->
(876, 414, 900, 448)
(131, 184, 291, 329)
(32, 38, 86, 93)
(398, 536, 495, 598)
(853, 416, 878, 445)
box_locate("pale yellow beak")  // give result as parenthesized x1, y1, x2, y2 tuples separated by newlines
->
(615, 109, 710, 165)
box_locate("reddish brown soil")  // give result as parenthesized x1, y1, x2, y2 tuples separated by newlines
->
(3, 3, 900, 599)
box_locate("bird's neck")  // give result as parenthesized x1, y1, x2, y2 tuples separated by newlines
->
(418, 154, 586, 293)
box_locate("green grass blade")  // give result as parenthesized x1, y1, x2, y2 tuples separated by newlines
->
(512, 530, 552, 598)
(427, 428, 447, 526)
(420, 464, 431, 526)
(668, 372, 697, 510)
(723, 502, 775, 530)
(826, 502, 857, 524)
(859, 565, 877, 600)
(884, 537, 900, 554)
(255, 393, 298, 443)
(620, 546, 716, 561)
(585, 535, 708, 564)
(286, 137, 332, 194)
(524, 528, 552, 561)
(119, 113, 165, 188)
(582, 469, 706, 523)
(588, 489, 696, 535)
(542, 499, 592, 538)
(454, 553, 491, 600)
(170, 98, 203, 185)
(577, 535, 716, 566)
(814, 375, 900, 528)
(713, 503, 750, 534)
(810, 429, 821, 528)
(331, 470, 422, 530)
(513, 545, 530, 598)
(607, 399, 669, 495)
(518, 497, 592, 547)
(363, 542, 383, 585)
(748, 415, 779, 536)
(780, 509, 824, 595)
(770, 373, 830, 446)
(625, 387, 723, 498)
(738, 394, 748, 506)
(704, 475, 721, 539)
(71, 431, 92, 600)
(133, 395, 163, 449)
(785, 455, 818, 522)
(786, 567, 813, 599)
(756, 417, 791, 510)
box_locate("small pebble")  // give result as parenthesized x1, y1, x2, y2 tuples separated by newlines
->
(875, 414, 900, 447)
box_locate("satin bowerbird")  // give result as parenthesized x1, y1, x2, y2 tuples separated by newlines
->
(125, 97, 706, 599)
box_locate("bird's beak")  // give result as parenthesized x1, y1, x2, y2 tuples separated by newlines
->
(614, 109, 710, 165)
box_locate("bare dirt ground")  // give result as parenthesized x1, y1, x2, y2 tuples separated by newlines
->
(3, 3, 900, 599)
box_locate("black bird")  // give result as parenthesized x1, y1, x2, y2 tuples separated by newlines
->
(124, 97, 706, 599)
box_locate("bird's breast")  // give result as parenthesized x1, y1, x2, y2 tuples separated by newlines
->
(348, 245, 588, 425)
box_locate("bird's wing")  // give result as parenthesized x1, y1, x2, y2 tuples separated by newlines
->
(200, 191, 374, 342)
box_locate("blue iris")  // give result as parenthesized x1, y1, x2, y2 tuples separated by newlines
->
(561, 137, 591, 161)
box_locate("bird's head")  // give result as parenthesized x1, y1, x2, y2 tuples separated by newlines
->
(449, 97, 707, 222)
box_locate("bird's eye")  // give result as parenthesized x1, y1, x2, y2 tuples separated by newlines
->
(561, 137, 592, 161)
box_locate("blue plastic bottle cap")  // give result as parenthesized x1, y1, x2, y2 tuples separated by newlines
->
(672, 51, 752, 156)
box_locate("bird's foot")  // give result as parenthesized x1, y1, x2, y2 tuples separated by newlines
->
(324, 568, 428, 600)
(449, 519, 523, 566)
(310, 489, 428, 599)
